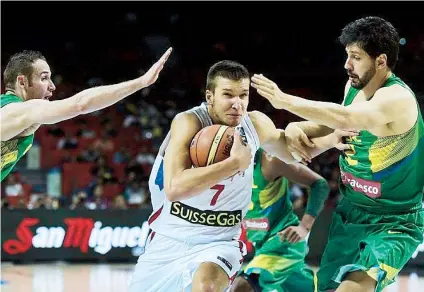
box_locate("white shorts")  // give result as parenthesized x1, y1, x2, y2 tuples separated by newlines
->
(128, 232, 246, 292)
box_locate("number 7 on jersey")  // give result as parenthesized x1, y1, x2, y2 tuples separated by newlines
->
(210, 184, 225, 206)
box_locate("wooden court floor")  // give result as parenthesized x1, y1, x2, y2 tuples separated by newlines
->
(1, 262, 423, 292)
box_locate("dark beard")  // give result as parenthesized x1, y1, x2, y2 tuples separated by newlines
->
(350, 66, 376, 89)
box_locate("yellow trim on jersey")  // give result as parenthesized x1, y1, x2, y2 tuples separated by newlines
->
(206, 126, 228, 166)
(1, 151, 18, 169)
(369, 125, 418, 172)
(259, 178, 287, 210)
(379, 263, 399, 281)
(244, 254, 300, 274)
(23, 143, 32, 155)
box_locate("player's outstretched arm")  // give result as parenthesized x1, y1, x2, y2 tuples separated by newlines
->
(251, 74, 417, 131)
(0, 48, 172, 141)
(163, 113, 249, 202)
(249, 111, 357, 163)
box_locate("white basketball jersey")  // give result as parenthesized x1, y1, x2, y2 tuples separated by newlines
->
(148, 102, 260, 244)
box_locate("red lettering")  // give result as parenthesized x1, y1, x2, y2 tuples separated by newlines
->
(63, 218, 94, 253)
(210, 184, 225, 206)
(3, 218, 39, 255)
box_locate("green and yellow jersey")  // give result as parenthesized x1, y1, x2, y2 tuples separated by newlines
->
(340, 74, 424, 213)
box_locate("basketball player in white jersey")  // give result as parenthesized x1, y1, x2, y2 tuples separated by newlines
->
(128, 60, 356, 292)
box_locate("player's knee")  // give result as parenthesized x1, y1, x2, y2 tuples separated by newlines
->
(336, 271, 376, 292)
(196, 279, 222, 292)
(229, 276, 255, 292)
(192, 263, 229, 292)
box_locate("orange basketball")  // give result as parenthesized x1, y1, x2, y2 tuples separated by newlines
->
(190, 125, 235, 167)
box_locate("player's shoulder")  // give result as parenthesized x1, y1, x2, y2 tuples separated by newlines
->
(375, 83, 415, 103)
(248, 110, 276, 130)
(247, 110, 272, 124)
(1, 97, 47, 111)
(170, 111, 202, 133)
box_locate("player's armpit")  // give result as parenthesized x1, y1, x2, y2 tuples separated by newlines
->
(163, 113, 240, 201)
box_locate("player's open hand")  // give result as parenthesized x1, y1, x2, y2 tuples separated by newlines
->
(278, 224, 309, 243)
(139, 47, 173, 88)
(285, 123, 315, 163)
(331, 129, 359, 151)
(251, 74, 285, 109)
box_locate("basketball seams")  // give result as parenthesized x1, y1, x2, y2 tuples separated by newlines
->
(201, 125, 220, 166)
(193, 128, 204, 167)
(206, 126, 228, 166)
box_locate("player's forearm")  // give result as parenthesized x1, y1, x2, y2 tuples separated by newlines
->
(73, 77, 146, 114)
(166, 158, 240, 201)
(300, 214, 316, 232)
(305, 178, 329, 218)
(276, 93, 353, 129)
(287, 121, 334, 138)
(303, 134, 337, 158)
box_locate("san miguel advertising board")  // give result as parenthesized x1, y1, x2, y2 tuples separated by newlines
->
(2, 208, 424, 268)
(1, 209, 152, 261)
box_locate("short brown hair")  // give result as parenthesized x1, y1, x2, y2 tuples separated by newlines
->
(3, 50, 46, 89)
(206, 60, 250, 92)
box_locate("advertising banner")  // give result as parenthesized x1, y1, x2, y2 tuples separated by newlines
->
(2, 208, 423, 268)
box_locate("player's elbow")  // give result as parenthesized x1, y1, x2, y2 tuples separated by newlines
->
(73, 99, 88, 114)
(165, 185, 186, 202)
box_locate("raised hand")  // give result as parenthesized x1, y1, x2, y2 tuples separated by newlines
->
(139, 47, 173, 88)
(251, 74, 285, 109)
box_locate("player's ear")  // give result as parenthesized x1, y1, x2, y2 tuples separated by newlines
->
(376, 54, 387, 69)
(17, 75, 27, 88)
(206, 90, 213, 105)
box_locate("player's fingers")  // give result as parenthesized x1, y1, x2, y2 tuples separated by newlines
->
(291, 235, 301, 243)
(278, 229, 289, 241)
(251, 76, 273, 90)
(336, 143, 351, 150)
(336, 129, 359, 138)
(253, 74, 273, 84)
(301, 134, 315, 148)
(251, 82, 272, 95)
(158, 47, 173, 65)
(256, 89, 273, 100)
(292, 145, 311, 162)
(287, 231, 298, 243)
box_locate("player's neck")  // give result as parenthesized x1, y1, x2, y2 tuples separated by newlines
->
(362, 70, 392, 98)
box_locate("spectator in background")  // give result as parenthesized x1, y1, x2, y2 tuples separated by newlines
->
(135, 145, 155, 165)
(112, 195, 128, 209)
(77, 144, 101, 163)
(69, 190, 88, 210)
(87, 184, 109, 210)
(103, 120, 118, 138)
(47, 124, 65, 137)
(76, 119, 96, 138)
(57, 132, 79, 149)
(93, 130, 114, 152)
(113, 146, 131, 164)
(90, 156, 117, 184)
(3, 174, 24, 197)
(125, 157, 147, 182)
(124, 181, 148, 205)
